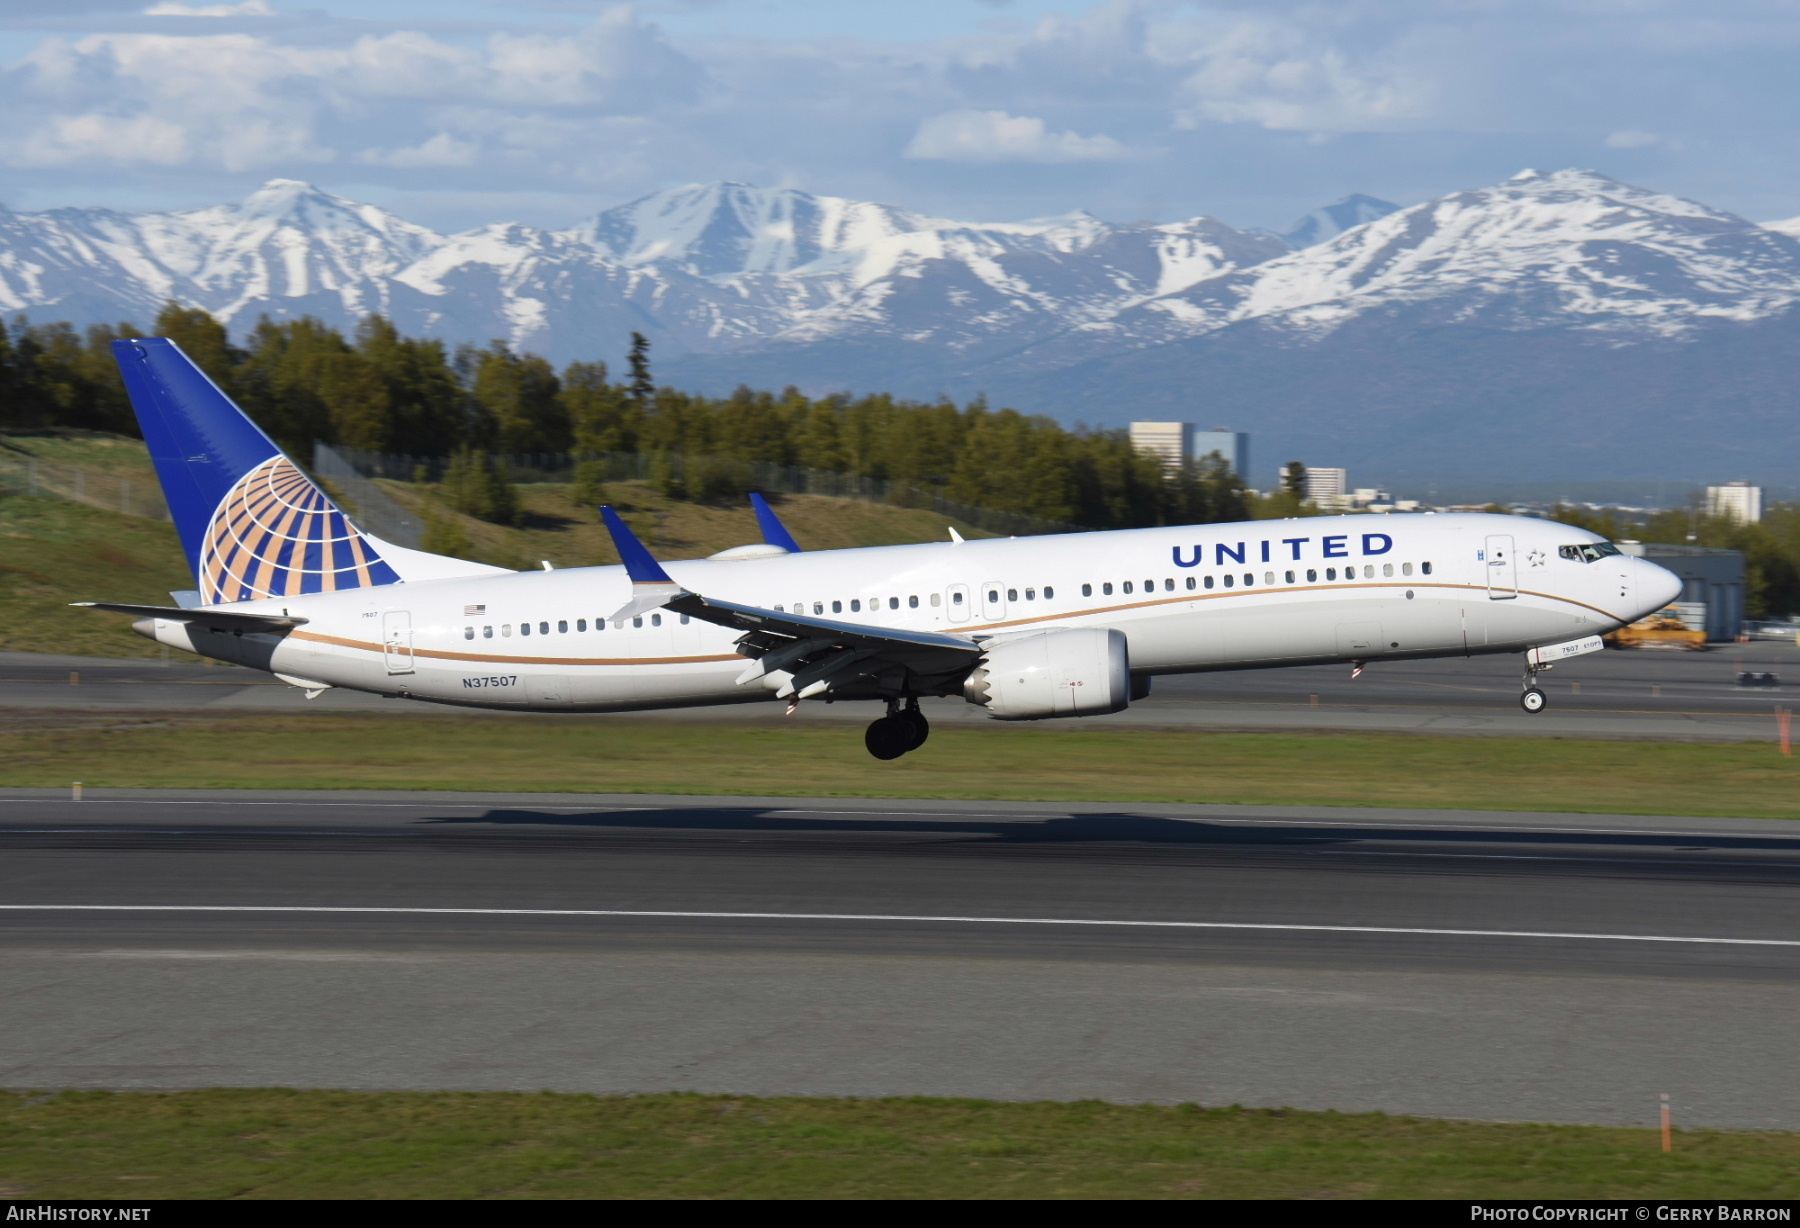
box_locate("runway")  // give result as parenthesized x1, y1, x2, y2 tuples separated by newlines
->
(4, 787, 1800, 1129)
(5, 642, 1796, 740)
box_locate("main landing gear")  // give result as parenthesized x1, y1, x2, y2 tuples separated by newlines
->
(865, 698, 930, 760)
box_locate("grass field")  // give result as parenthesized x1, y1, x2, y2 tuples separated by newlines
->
(3, 712, 1796, 817)
(0, 1090, 1793, 1200)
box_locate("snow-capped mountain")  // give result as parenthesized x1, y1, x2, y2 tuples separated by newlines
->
(5, 170, 1800, 484)
(1272, 193, 1400, 248)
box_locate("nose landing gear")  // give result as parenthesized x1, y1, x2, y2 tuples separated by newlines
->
(1520, 653, 1550, 714)
(865, 698, 930, 760)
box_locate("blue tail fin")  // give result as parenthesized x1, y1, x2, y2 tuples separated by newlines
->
(112, 337, 399, 605)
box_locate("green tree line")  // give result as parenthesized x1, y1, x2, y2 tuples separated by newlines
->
(0, 305, 1251, 531)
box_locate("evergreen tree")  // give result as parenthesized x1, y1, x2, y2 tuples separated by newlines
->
(470, 343, 568, 455)
(626, 331, 654, 405)
(562, 360, 635, 454)
(439, 447, 522, 526)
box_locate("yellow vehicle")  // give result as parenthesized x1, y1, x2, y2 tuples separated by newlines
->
(1606, 606, 1708, 650)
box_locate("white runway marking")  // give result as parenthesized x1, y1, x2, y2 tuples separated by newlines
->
(1, 904, 1797, 947)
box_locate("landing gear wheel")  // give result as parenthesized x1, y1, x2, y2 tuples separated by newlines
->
(897, 707, 930, 750)
(865, 716, 914, 760)
(1520, 687, 1547, 714)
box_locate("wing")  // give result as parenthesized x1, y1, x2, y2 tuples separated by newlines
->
(598, 505, 980, 702)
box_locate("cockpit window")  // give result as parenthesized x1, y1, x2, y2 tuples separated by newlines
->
(1559, 542, 1623, 563)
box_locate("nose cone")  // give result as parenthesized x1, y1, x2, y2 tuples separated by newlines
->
(1635, 558, 1682, 615)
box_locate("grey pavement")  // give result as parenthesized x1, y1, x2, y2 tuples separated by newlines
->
(3, 789, 1798, 1129)
(6, 643, 1798, 740)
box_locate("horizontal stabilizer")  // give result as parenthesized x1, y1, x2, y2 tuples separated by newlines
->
(72, 602, 307, 634)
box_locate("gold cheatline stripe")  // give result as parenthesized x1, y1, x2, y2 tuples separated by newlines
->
(283, 581, 1614, 668)
(290, 630, 741, 668)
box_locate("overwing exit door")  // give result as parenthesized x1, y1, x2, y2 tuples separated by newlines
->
(980, 581, 1006, 622)
(1485, 535, 1517, 600)
(382, 610, 414, 673)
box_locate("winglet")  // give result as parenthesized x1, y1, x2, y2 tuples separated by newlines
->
(600, 505, 689, 621)
(749, 493, 802, 554)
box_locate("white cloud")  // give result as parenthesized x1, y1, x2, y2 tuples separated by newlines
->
(358, 132, 477, 168)
(1604, 129, 1660, 149)
(143, 1, 273, 15)
(19, 112, 190, 165)
(904, 109, 1144, 163)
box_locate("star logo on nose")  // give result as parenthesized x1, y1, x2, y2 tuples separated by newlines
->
(1526, 549, 1547, 568)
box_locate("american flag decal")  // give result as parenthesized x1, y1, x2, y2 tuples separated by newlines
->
(464, 604, 486, 616)
(199, 455, 399, 605)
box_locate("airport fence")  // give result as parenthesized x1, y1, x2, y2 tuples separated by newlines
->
(0, 457, 170, 521)
(326, 445, 1091, 540)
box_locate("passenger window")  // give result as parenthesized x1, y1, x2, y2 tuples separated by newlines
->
(832, 600, 842, 613)
(502, 624, 512, 637)
(1144, 579, 1154, 592)
(1285, 571, 1295, 584)
(1306, 570, 1317, 583)
(1123, 581, 1134, 594)
(558, 620, 568, 633)
(651, 613, 661, 626)
(539, 621, 549, 635)
(1204, 576, 1214, 590)
(577, 619, 587, 631)
(1164, 578, 1174, 592)
(632, 617, 642, 628)
(1003, 590, 1014, 603)
(1082, 584, 1093, 597)
(911, 595, 921, 608)
(1044, 586, 1054, 599)
(1382, 564, 1393, 578)
(1223, 574, 1234, 588)
(1422, 562, 1433, 575)
(1185, 577, 1196, 590)
(520, 623, 531, 636)
(464, 627, 474, 640)
(814, 602, 824, 615)
(1402, 562, 1413, 576)
(1243, 573, 1254, 587)
(985, 591, 997, 603)
(851, 599, 861, 612)
(1362, 566, 1373, 579)
(1102, 583, 1113, 596)
(930, 593, 941, 606)
(483, 625, 493, 638)
(1326, 567, 1337, 581)
(891, 597, 901, 609)
(952, 592, 964, 604)
(1025, 588, 1036, 601)
(1264, 572, 1274, 585)
(680, 614, 689, 624)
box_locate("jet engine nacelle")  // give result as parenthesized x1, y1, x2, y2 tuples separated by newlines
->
(963, 627, 1130, 721)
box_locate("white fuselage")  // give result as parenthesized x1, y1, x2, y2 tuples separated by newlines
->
(142, 513, 1682, 714)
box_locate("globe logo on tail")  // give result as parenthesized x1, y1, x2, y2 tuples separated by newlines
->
(199, 456, 397, 604)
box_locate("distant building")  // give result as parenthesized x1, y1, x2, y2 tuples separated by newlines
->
(1130, 422, 1249, 477)
(1304, 467, 1348, 510)
(1705, 481, 1762, 524)
(1618, 542, 1745, 641)
(1129, 422, 1189, 472)
(1190, 428, 1249, 478)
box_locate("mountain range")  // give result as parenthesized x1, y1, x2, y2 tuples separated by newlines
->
(3, 170, 1798, 490)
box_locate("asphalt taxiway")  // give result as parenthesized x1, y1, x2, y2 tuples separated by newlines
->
(5, 641, 1800, 740)
(4, 788, 1799, 1129)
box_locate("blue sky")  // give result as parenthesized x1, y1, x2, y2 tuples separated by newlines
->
(3, 0, 1798, 232)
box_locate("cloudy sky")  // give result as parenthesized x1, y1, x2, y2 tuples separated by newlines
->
(2, 0, 1797, 232)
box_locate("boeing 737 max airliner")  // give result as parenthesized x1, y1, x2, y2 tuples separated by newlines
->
(79, 339, 1684, 759)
